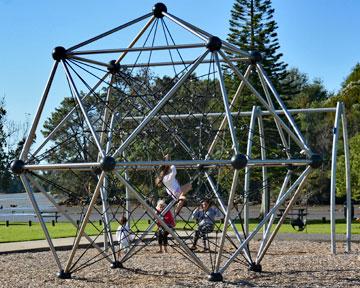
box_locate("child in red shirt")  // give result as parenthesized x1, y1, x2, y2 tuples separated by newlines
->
(155, 199, 175, 253)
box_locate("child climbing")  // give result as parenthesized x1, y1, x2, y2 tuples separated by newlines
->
(155, 199, 176, 253)
(155, 154, 192, 215)
(190, 199, 221, 251)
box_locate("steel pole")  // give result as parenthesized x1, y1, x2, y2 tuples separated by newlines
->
(256, 169, 310, 264)
(330, 102, 342, 254)
(111, 50, 209, 159)
(341, 102, 352, 252)
(114, 171, 211, 274)
(20, 61, 59, 161)
(64, 172, 106, 273)
(219, 167, 311, 274)
(244, 106, 258, 235)
(20, 175, 63, 270)
(27, 174, 112, 264)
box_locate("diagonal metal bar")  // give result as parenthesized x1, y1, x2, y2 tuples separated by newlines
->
(214, 51, 240, 154)
(206, 65, 252, 159)
(67, 13, 153, 51)
(163, 12, 250, 57)
(255, 170, 292, 262)
(111, 50, 210, 159)
(256, 169, 310, 264)
(214, 170, 240, 272)
(121, 198, 177, 263)
(64, 172, 106, 273)
(114, 171, 211, 274)
(62, 61, 105, 158)
(163, 12, 208, 41)
(256, 64, 312, 156)
(20, 61, 59, 161)
(205, 172, 252, 264)
(255, 66, 290, 158)
(20, 174, 63, 270)
(219, 50, 309, 154)
(30, 73, 109, 160)
(27, 173, 113, 264)
(219, 166, 312, 274)
(32, 16, 156, 160)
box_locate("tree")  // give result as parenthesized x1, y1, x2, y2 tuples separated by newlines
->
(336, 133, 360, 200)
(227, 0, 288, 86)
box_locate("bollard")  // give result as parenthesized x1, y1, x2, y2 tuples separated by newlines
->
(28, 220, 32, 227)
(6, 220, 9, 227)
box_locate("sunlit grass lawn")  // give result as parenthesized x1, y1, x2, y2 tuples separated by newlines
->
(1, 219, 359, 243)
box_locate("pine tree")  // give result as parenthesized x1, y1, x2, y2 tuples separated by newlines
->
(227, 0, 288, 87)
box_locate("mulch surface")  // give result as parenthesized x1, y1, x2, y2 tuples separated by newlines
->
(0, 240, 359, 287)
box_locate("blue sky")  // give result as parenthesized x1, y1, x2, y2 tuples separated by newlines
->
(0, 0, 359, 127)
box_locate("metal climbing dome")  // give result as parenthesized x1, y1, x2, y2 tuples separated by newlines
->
(11, 2, 327, 282)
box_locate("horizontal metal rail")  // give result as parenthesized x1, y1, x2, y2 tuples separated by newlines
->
(120, 107, 337, 122)
(24, 158, 310, 171)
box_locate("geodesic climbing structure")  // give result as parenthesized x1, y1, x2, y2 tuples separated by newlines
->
(11, 2, 331, 282)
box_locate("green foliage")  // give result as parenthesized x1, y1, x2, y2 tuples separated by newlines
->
(336, 133, 360, 200)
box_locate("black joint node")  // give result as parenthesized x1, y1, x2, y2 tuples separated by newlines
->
(93, 167, 102, 175)
(248, 263, 262, 273)
(107, 60, 120, 74)
(309, 154, 322, 169)
(100, 156, 116, 172)
(153, 2, 167, 18)
(56, 270, 72, 279)
(10, 159, 25, 175)
(111, 261, 123, 269)
(52, 46, 67, 61)
(231, 154, 247, 170)
(197, 164, 205, 172)
(249, 51, 263, 65)
(287, 164, 295, 171)
(206, 36, 222, 52)
(208, 272, 223, 282)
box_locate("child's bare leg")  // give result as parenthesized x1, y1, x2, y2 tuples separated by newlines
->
(175, 198, 185, 215)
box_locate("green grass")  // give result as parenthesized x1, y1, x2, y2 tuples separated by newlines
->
(0, 219, 359, 243)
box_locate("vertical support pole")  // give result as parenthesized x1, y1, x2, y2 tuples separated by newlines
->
(341, 102, 352, 252)
(330, 102, 342, 254)
(257, 110, 269, 234)
(244, 106, 258, 235)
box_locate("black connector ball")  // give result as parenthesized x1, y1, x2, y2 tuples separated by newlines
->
(56, 270, 72, 279)
(208, 272, 223, 282)
(107, 60, 120, 74)
(231, 154, 247, 170)
(248, 263, 262, 273)
(206, 36, 222, 52)
(52, 46, 67, 61)
(309, 154, 322, 169)
(153, 2, 167, 18)
(100, 156, 116, 172)
(10, 159, 25, 175)
(249, 51, 263, 64)
(111, 261, 123, 269)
